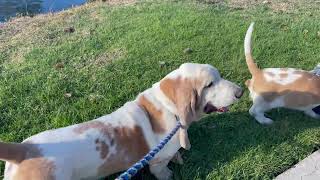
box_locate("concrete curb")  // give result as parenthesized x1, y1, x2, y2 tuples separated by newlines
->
(275, 150, 320, 180)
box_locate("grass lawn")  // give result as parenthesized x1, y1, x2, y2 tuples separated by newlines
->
(1, 0, 320, 179)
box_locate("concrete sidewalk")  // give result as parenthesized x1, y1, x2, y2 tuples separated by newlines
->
(275, 150, 320, 180)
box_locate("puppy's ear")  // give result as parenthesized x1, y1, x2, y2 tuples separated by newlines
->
(160, 77, 202, 150)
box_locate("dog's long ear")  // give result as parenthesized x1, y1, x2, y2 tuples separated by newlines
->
(178, 88, 199, 150)
(160, 77, 203, 150)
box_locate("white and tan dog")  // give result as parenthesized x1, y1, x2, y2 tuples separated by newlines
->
(244, 22, 320, 125)
(0, 63, 243, 180)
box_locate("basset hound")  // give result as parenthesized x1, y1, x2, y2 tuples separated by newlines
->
(244, 22, 320, 124)
(0, 63, 243, 180)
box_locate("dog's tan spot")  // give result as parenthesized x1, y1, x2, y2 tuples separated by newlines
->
(13, 158, 56, 180)
(100, 141, 109, 159)
(159, 78, 178, 104)
(97, 126, 149, 176)
(74, 121, 149, 177)
(279, 73, 288, 78)
(160, 76, 202, 111)
(160, 76, 203, 130)
(0, 142, 56, 180)
(160, 76, 202, 102)
(75, 122, 113, 159)
(73, 121, 104, 134)
(283, 92, 317, 107)
(245, 79, 251, 87)
(251, 70, 320, 107)
(138, 95, 165, 133)
(95, 139, 109, 159)
(258, 92, 279, 102)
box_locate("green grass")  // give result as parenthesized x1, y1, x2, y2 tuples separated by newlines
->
(1, 0, 320, 179)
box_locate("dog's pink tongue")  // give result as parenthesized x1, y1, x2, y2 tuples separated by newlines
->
(218, 107, 229, 112)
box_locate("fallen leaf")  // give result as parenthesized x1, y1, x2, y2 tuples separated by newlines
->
(64, 93, 72, 98)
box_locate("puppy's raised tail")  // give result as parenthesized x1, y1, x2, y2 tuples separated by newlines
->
(244, 22, 260, 75)
(0, 141, 28, 164)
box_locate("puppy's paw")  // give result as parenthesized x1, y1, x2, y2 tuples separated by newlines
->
(256, 117, 273, 125)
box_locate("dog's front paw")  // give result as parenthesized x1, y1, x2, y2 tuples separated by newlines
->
(150, 164, 173, 180)
(171, 151, 184, 165)
(152, 167, 172, 180)
(158, 167, 173, 180)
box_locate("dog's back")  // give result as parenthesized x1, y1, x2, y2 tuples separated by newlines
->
(2, 102, 153, 180)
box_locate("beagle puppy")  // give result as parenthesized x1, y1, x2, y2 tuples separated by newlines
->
(0, 63, 243, 180)
(244, 22, 320, 125)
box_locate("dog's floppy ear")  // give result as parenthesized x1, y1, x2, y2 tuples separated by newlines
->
(160, 77, 203, 150)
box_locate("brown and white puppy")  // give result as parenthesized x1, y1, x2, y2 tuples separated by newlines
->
(244, 22, 320, 125)
(0, 63, 242, 180)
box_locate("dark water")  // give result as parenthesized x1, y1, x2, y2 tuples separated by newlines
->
(0, 0, 87, 22)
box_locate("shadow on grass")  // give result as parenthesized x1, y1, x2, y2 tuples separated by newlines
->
(106, 109, 320, 180)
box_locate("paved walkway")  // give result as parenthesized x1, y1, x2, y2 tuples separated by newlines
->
(276, 150, 320, 180)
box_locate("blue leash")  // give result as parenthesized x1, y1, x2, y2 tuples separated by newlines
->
(115, 116, 182, 180)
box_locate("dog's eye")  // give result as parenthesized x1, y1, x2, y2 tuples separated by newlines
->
(206, 82, 213, 88)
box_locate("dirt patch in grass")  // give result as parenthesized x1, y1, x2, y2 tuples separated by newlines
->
(92, 0, 136, 5)
(228, 0, 294, 12)
(93, 48, 126, 67)
(198, 0, 225, 4)
(71, 48, 126, 70)
(199, 0, 319, 12)
(228, 0, 320, 12)
(270, 2, 294, 12)
(107, 0, 136, 5)
(0, 2, 108, 65)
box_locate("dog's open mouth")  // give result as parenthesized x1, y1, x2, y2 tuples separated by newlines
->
(204, 103, 229, 114)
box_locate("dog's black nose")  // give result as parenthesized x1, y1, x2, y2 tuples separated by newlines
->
(235, 88, 244, 99)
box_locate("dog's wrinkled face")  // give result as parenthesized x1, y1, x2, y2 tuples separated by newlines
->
(201, 75, 243, 114)
(160, 63, 243, 122)
(179, 63, 243, 116)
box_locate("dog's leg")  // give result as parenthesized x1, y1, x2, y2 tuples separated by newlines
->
(149, 159, 172, 180)
(249, 97, 273, 125)
(170, 151, 183, 165)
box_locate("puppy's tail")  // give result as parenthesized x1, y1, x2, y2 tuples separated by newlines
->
(244, 22, 260, 75)
(0, 141, 28, 164)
